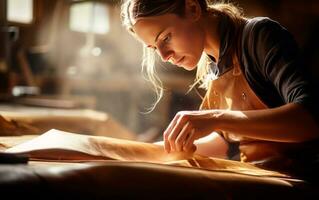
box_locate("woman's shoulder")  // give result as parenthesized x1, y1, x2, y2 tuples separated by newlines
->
(242, 17, 291, 46)
(243, 17, 287, 36)
(245, 17, 281, 29)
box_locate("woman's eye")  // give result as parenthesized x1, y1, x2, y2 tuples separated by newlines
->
(163, 34, 171, 43)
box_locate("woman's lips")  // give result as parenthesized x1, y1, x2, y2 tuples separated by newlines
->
(175, 56, 185, 66)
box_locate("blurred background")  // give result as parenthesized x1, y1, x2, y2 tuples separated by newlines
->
(0, 0, 318, 140)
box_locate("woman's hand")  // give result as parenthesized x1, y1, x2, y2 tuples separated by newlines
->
(163, 103, 319, 155)
(163, 110, 222, 153)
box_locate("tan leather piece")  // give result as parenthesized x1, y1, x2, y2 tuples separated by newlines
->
(2, 132, 317, 198)
(0, 109, 136, 139)
(0, 115, 40, 136)
(4, 129, 288, 177)
(6, 129, 192, 163)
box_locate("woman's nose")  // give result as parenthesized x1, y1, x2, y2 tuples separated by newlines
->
(158, 48, 173, 62)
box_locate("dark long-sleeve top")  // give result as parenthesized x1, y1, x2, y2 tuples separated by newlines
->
(215, 16, 319, 123)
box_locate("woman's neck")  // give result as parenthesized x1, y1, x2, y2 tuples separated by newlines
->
(201, 14, 221, 61)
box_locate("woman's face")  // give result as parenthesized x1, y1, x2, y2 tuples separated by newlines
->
(132, 13, 205, 71)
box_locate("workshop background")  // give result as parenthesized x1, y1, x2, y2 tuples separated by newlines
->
(0, 0, 318, 139)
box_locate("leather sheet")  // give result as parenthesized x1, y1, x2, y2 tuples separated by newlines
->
(2, 130, 318, 199)
(5, 129, 290, 178)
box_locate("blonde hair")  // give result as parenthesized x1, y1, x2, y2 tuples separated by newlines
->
(193, 2, 246, 90)
(121, 0, 246, 112)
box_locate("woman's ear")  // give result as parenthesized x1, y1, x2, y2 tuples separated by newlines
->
(185, 0, 202, 21)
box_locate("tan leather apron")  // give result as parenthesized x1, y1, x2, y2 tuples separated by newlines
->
(199, 61, 304, 171)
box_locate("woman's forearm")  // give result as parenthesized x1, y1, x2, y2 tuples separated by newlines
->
(214, 103, 319, 142)
(194, 132, 228, 158)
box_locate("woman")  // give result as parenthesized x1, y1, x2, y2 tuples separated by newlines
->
(121, 0, 319, 178)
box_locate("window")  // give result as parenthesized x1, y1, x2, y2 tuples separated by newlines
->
(7, 0, 33, 24)
(69, 2, 109, 34)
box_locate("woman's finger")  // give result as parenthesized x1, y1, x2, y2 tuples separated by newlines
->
(167, 116, 188, 151)
(183, 129, 196, 152)
(175, 122, 192, 152)
(163, 115, 181, 153)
